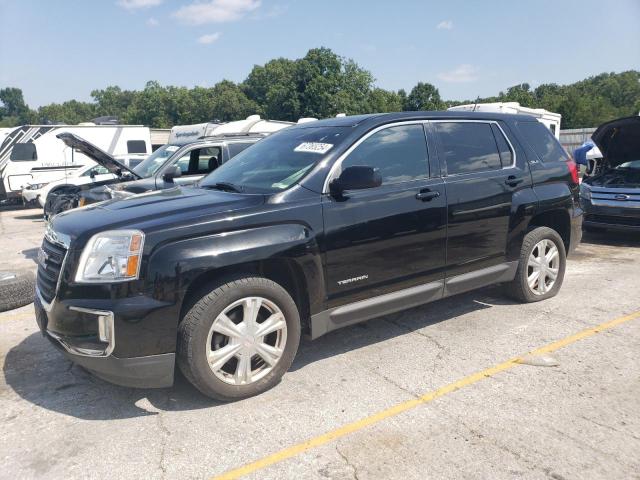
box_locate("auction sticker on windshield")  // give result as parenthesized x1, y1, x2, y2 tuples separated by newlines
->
(294, 142, 333, 154)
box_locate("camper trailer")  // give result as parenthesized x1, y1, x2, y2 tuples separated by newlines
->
(447, 102, 562, 139)
(0, 124, 151, 201)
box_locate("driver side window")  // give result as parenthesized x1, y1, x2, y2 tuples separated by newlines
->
(341, 124, 429, 185)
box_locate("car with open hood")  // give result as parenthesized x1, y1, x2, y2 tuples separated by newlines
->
(44, 116, 296, 219)
(580, 116, 640, 232)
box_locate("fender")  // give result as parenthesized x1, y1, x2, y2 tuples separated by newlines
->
(145, 223, 325, 314)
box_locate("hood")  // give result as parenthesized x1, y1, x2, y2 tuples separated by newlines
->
(51, 185, 264, 245)
(57, 132, 142, 179)
(592, 116, 640, 168)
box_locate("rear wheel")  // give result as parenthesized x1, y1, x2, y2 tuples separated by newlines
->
(506, 227, 566, 303)
(177, 276, 301, 401)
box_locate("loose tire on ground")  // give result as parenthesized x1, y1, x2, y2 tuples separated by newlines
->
(177, 275, 301, 401)
(0, 270, 35, 312)
(505, 226, 567, 303)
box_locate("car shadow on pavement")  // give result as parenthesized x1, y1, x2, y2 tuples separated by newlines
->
(580, 230, 640, 247)
(21, 247, 39, 264)
(3, 286, 512, 420)
(13, 213, 44, 221)
(291, 286, 507, 372)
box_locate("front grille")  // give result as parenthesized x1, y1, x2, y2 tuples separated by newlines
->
(36, 237, 67, 303)
(585, 214, 640, 227)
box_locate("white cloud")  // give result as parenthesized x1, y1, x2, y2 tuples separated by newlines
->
(146, 17, 159, 26)
(197, 32, 222, 44)
(117, 0, 163, 10)
(436, 20, 453, 30)
(173, 0, 261, 25)
(438, 64, 478, 83)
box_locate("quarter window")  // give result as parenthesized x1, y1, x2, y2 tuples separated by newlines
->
(517, 121, 568, 163)
(435, 122, 502, 175)
(341, 124, 429, 185)
(10, 143, 37, 161)
(127, 140, 147, 154)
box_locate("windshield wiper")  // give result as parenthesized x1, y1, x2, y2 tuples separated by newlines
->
(203, 182, 243, 193)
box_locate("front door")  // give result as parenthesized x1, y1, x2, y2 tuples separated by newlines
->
(322, 123, 447, 308)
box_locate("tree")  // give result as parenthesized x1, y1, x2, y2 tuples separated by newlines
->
(404, 82, 443, 111)
(0, 87, 35, 126)
(37, 100, 97, 124)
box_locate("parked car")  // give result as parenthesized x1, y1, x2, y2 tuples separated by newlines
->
(21, 154, 148, 208)
(35, 111, 582, 400)
(580, 116, 640, 232)
(44, 116, 295, 219)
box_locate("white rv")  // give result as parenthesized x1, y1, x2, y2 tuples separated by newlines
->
(447, 102, 562, 139)
(0, 124, 151, 201)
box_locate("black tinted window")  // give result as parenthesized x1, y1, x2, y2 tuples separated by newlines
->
(127, 140, 147, 154)
(227, 142, 253, 159)
(435, 122, 501, 175)
(10, 143, 37, 161)
(518, 121, 567, 163)
(491, 123, 513, 167)
(342, 124, 429, 184)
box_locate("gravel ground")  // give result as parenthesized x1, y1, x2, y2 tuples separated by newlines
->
(0, 207, 639, 480)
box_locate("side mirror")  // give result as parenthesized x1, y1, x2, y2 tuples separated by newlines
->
(329, 166, 381, 197)
(163, 165, 182, 183)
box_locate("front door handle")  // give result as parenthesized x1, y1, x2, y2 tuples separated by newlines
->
(505, 175, 524, 187)
(415, 190, 440, 201)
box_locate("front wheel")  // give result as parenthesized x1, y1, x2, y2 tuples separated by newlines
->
(177, 276, 301, 401)
(506, 227, 567, 303)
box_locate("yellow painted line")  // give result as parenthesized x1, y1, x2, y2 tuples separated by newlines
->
(212, 310, 640, 480)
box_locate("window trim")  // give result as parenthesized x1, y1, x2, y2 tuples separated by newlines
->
(431, 119, 517, 178)
(322, 119, 516, 192)
(322, 121, 432, 193)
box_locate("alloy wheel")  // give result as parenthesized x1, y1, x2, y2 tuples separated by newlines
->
(205, 296, 287, 385)
(526, 239, 560, 295)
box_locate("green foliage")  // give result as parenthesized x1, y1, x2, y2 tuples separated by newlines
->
(404, 82, 444, 111)
(0, 49, 638, 130)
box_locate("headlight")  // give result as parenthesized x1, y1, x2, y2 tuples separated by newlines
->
(27, 183, 48, 190)
(579, 183, 591, 200)
(75, 230, 145, 283)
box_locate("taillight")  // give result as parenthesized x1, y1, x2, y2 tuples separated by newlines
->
(567, 159, 579, 185)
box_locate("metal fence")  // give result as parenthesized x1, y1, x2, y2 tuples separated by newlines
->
(559, 128, 596, 155)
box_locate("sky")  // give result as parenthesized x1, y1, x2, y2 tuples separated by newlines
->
(1, 0, 639, 108)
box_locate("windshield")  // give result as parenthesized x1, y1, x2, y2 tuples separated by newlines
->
(615, 160, 640, 170)
(200, 127, 349, 193)
(133, 144, 180, 177)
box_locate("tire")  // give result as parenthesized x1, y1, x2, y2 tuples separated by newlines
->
(177, 276, 301, 401)
(0, 270, 35, 312)
(506, 227, 566, 303)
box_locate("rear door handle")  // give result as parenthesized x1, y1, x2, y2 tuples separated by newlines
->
(505, 175, 524, 187)
(415, 190, 440, 201)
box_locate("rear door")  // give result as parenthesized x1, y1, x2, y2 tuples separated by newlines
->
(322, 122, 447, 308)
(433, 120, 526, 279)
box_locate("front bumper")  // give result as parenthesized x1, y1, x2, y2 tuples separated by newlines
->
(582, 198, 640, 231)
(21, 189, 39, 203)
(35, 290, 175, 388)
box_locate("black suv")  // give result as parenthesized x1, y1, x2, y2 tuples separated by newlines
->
(35, 112, 582, 400)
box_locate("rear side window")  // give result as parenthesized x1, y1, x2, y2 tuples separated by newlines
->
(127, 140, 147, 154)
(227, 142, 253, 160)
(10, 143, 37, 161)
(341, 124, 429, 184)
(517, 121, 567, 163)
(435, 122, 502, 175)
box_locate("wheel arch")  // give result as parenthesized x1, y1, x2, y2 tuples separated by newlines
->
(528, 208, 571, 252)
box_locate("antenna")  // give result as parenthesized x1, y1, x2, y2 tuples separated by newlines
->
(472, 96, 480, 112)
